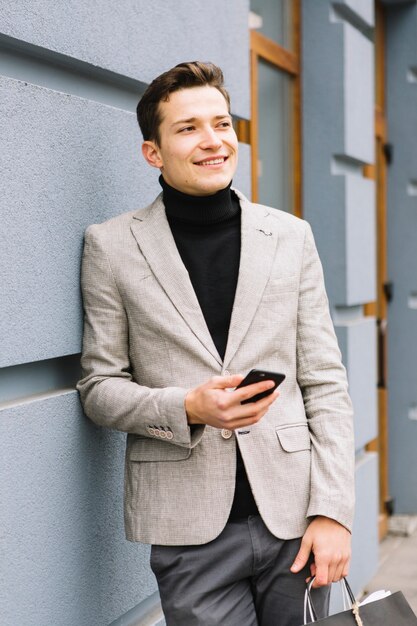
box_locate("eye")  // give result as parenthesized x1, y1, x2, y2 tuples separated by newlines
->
(178, 126, 195, 133)
(218, 120, 231, 128)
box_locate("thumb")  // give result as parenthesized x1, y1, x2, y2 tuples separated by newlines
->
(290, 538, 311, 573)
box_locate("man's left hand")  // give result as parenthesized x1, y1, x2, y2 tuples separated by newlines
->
(290, 516, 351, 587)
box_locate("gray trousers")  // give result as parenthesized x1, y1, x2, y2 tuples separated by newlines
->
(150, 515, 330, 626)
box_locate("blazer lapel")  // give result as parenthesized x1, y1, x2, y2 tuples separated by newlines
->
(130, 195, 222, 367)
(223, 193, 280, 369)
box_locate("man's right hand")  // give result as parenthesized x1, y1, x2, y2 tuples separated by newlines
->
(185, 374, 279, 430)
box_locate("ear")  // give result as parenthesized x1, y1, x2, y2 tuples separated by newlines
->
(142, 141, 163, 169)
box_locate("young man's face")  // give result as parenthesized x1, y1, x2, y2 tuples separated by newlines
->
(142, 85, 238, 196)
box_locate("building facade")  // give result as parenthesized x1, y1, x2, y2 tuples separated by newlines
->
(1, 1, 416, 624)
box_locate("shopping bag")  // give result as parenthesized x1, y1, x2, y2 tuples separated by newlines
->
(303, 577, 417, 625)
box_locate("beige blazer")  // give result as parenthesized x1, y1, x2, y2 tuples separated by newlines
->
(77, 190, 355, 545)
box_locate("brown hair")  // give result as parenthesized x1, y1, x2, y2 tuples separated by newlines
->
(136, 61, 231, 145)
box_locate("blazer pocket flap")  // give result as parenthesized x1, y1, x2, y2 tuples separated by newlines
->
(276, 423, 311, 452)
(129, 438, 192, 462)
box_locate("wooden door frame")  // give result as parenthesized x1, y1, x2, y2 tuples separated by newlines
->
(238, 1, 301, 216)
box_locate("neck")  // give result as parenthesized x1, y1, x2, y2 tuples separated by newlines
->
(160, 176, 239, 225)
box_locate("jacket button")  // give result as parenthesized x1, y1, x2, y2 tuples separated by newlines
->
(221, 429, 233, 439)
(166, 431, 174, 440)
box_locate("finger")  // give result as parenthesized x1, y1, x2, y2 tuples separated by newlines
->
(327, 562, 338, 585)
(222, 394, 280, 428)
(234, 380, 276, 403)
(342, 558, 350, 578)
(222, 391, 279, 425)
(210, 374, 245, 389)
(234, 389, 279, 417)
(333, 560, 345, 583)
(312, 561, 329, 587)
(308, 562, 317, 583)
(290, 539, 312, 574)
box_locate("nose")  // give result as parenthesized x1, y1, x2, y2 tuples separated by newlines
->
(199, 126, 223, 150)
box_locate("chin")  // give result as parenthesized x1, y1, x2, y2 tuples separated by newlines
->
(199, 175, 233, 195)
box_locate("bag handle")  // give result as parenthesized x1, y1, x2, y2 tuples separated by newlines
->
(304, 577, 364, 625)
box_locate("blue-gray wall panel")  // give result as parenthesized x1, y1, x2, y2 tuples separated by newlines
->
(336, 319, 378, 450)
(0, 392, 155, 626)
(350, 453, 379, 594)
(385, 4, 417, 513)
(302, 0, 345, 159)
(305, 181, 347, 307)
(0, 76, 251, 368)
(0, 0, 250, 119)
(388, 376, 417, 512)
(303, 1, 373, 166)
(302, 1, 375, 307)
(0, 76, 153, 367)
(234, 143, 252, 200)
(345, 176, 376, 304)
(305, 175, 376, 308)
(343, 22, 374, 164)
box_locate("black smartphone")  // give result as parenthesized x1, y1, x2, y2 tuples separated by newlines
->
(236, 369, 286, 404)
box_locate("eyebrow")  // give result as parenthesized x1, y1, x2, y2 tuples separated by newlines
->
(171, 114, 231, 128)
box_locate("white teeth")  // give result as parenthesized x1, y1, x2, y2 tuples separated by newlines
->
(198, 158, 225, 166)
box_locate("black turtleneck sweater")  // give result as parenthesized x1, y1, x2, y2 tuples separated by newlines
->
(161, 176, 259, 520)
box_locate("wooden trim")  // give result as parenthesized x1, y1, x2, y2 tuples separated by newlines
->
(376, 137, 388, 322)
(251, 30, 299, 75)
(236, 119, 250, 144)
(364, 302, 377, 317)
(375, 107, 387, 141)
(373, 1, 390, 541)
(379, 514, 389, 541)
(363, 164, 376, 180)
(366, 437, 378, 452)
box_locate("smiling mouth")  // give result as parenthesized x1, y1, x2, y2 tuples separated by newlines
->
(195, 156, 228, 166)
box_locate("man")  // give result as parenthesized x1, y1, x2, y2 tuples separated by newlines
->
(78, 61, 354, 626)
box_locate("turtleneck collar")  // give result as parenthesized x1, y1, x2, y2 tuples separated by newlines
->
(160, 175, 240, 225)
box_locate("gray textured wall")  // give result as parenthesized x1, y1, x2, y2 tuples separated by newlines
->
(385, 4, 417, 513)
(0, 2, 250, 624)
(0, 394, 155, 625)
(302, 0, 379, 597)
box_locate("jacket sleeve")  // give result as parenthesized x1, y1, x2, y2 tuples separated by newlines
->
(76, 225, 204, 448)
(296, 222, 355, 532)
